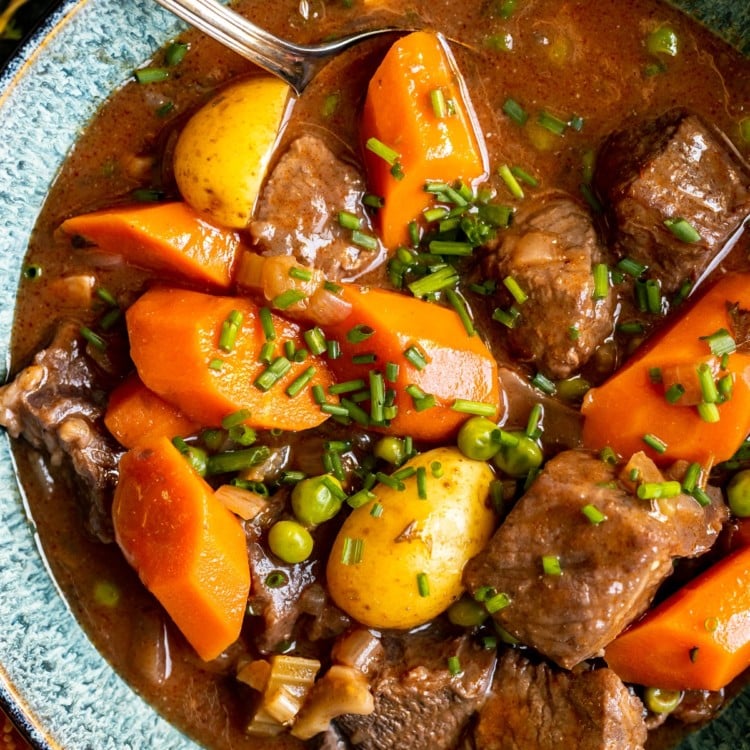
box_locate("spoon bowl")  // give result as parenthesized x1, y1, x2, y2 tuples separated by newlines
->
(152, 0, 405, 94)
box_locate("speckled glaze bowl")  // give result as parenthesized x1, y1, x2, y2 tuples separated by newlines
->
(0, 1, 749, 748)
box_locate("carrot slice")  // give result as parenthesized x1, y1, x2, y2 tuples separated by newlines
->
(582, 273, 750, 465)
(361, 31, 487, 249)
(323, 284, 499, 441)
(104, 374, 201, 449)
(604, 544, 750, 691)
(126, 287, 334, 430)
(60, 202, 243, 288)
(112, 435, 250, 661)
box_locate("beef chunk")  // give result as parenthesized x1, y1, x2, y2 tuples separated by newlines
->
(0, 321, 121, 541)
(251, 136, 380, 280)
(595, 110, 750, 293)
(337, 631, 495, 750)
(483, 193, 614, 379)
(463, 450, 726, 669)
(473, 650, 647, 750)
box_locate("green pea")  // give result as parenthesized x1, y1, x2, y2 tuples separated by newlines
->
(643, 686, 683, 714)
(373, 436, 406, 466)
(291, 474, 344, 527)
(457, 416, 501, 461)
(493, 432, 543, 477)
(447, 596, 488, 627)
(268, 520, 314, 563)
(727, 469, 750, 517)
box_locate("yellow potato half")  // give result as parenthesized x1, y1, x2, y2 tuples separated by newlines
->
(173, 77, 289, 229)
(327, 447, 496, 629)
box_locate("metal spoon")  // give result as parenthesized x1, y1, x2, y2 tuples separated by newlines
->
(152, 0, 403, 95)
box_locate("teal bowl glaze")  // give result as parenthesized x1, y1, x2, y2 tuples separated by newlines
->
(0, 1, 748, 748)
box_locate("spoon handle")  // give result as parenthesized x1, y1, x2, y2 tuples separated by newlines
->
(152, 0, 309, 92)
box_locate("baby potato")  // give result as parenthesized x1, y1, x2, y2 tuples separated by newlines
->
(327, 447, 496, 629)
(173, 76, 289, 229)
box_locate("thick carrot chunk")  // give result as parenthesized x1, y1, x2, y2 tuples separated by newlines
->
(361, 31, 487, 249)
(112, 436, 250, 661)
(61, 202, 243, 288)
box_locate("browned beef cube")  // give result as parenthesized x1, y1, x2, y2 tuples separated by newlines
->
(595, 109, 750, 293)
(337, 632, 496, 750)
(483, 193, 614, 379)
(473, 650, 647, 750)
(463, 450, 726, 669)
(251, 135, 380, 280)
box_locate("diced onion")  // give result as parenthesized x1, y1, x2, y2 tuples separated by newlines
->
(214, 484, 267, 520)
(331, 629, 384, 675)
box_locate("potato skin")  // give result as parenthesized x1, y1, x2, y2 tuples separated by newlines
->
(173, 77, 289, 229)
(327, 447, 496, 629)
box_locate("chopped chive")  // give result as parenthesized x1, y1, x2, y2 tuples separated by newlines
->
(265, 570, 289, 589)
(581, 504, 607, 525)
(486, 591, 511, 613)
(579, 183, 603, 213)
(96, 287, 118, 306)
(329, 379, 367, 395)
(259, 306, 275, 341)
(375, 472, 404, 491)
(531, 372, 556, 395)
(600, 446, 618, 465)
(403, 346, 428, 370)
(327, 340, 341, 360)
(365, 136, 399, 165)
(645, 279, 663, 315)
(691, 487, 711, 507)
(363, 193, 384, 209)
(254, 356, 291, 391)
(347, 324, 375, 344)
(664, 217, 701, 243)
(718, 373, 734, 400)
(617, 321, 645, 335)
(338, 211, 361, 230)
(431, 461, 443, 478)
(452, 399, 497, 417)
(321, 403, 349, 417)
(221, 409, 252, 429)
(568, 326, 580, 341)
(568, 114, 585, 131)
(697, 363, 719, 403)
(682, 462, 702, 493)
(370, 501, 384, 518)
(697, 402, 720, 423)
(288, 266, 313, 282)
(510, 165, 538, 187)
(502, 97, 528, 125)
(430, 87, 447, 118)
(352, 353, 377, 365)
(417, 572, 430, 597)
(447, 655, 462, 676)
(348, 489, 376, 509)
(303, 327, 326, 356)
(637, 481, 682, 500)
(642, 433, 668, 454)
(321, 91, 340, 117)
(445, 289, 475, 336)
(428, 240, 474, 256)
(664, 383, 685, 404)
(228, 424, 257, 446)
(99, 308, 122, 331)
(284, 340, 296, 360)
(498, 164, 524, 199)
(408, 266, 459, 298)
(272, 289, 306, 310)
(701, 328, 736, 357)
(541, 555, 563, 576)
(205, 446, 270, 475)
(351, 229, 379, 251)
(286, 366, 316, 397)
(341, 397, 371, 426)
(165, 41, 188, 66)
(385, 362, 400, 382)
(526, 403, 543, 438)
(390, 161, 405, 180)
(258, 341, 275, 365)
(647, 26, 679, 56)
(492, 305, 521, 329)
(208, 358, 224, 372)
(134, 67, 169, 84)
(592, 263, 610, 300)
(616, 257, 647, 278)
(424, 206, 449, 223)
(156, 101, 175, 118)
(416, 466, 428, 499)
(478, 203, 513, 228)
(649, 367, 663, 384)
(503, 276, 528, 304)
(311, 384, 327, 405)
(341, 537, 364, 565)
(370, 371, 385, 423)
(408, 220, 421, 247)
(80, 326, 106, 351)
(537, 110, 567, 135)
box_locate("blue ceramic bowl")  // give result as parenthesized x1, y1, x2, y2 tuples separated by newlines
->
(0, 1, 748, 748)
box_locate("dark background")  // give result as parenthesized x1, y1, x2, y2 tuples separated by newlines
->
(0, 0, 60, 69)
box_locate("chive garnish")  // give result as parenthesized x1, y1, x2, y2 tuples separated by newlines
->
(286, 366, 316, 398)
(664, 383, 685, 404)
(445, 289, 475, 336)
(338, 211, 361, 230)
(642, 433, 668, 453)
(303, 327, 326, 356)
(417, 572, 430, 597)
(664, 217, 701, 243)
(531, 372, 556, 395)
(541, 555, 563, 576)
(134, 67, 169, 84)
(599, 446, 618, 465)
(430, 87, 448, 118)
(697, 363, 719, 404)
(326, 340, 341, 359)
(403, 346, 428, 371)
(258, 306, 275, 341)
(352, 353, 377, 365)
(636, 481, 682, 500)
(681, 462, 702, 494)
(701, 328, 736, 357)
(258, 341, 275, 365)
(452, 399, 496, 417)
(348, 489, 376, 509)
(408, 266, 459, 298)
(498, 164, 524, 199)
(351, 230, 379, 251)
(616, 257, 647, 278)
(165, 41, 188, 66)
(329, 379, 366, 395)
(80, 326, 106, 351)
(370, 502, 384, 518)
(697, 402, 720, 423)
(321, 403, 349, 417)
(254, 356, 291, 391)
(221, 409, 251, 429)
(428, 240, 474, 256)
(447, 655, 462, 676)
(365, 136, 399, 165)
(205, 446, 270, 475)
(502, 97, 528, 125)
(592, 263, 610, 300)
(492, 306, 520, 329)
(341, 397, 370, 426)
(288, 266, 313, 282)
(581, 504, 606, 525)
(485, 591, 511, 613)
(503, 276, 528, 305)
(385, 361, 399, 382)
(272, 289, 306, 310)
(537, 110, 567, 135)
(341, 537, 364, 565)
(510, 165, 538, 187)
(347, 324, 375, 344)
